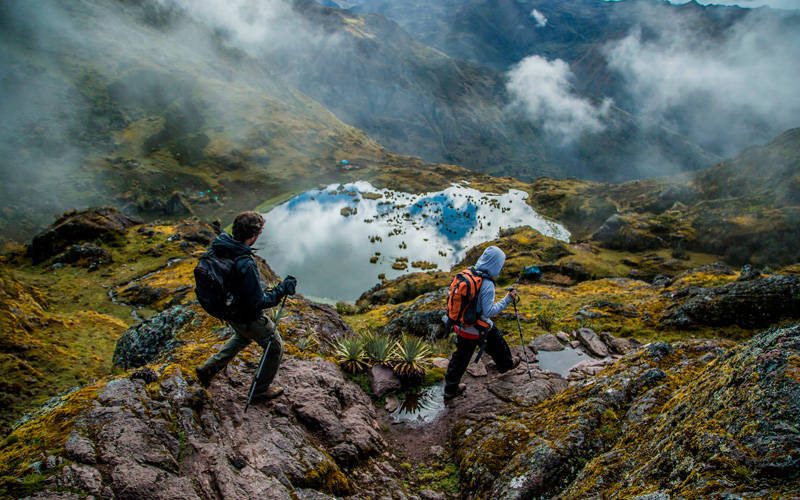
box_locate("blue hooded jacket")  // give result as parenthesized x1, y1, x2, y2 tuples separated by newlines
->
(472, 246, 513, 330)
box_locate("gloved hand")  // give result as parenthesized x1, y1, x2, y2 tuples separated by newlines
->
(279, 275, 297, 296)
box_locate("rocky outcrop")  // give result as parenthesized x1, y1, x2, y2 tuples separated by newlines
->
(53, 243, 112, 270)
(662, 274, 800, 329)
(27, 208, 141, 264)
(112, 305, 196, 369)
(590, 214, 665, 252)
(32, 354, 392, 499)
(173, 220, 218, 246)
(453, 324, 800, 499)
(381, 290, 449, 339)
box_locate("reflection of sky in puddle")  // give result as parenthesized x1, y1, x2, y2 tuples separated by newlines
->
(536, 347, 586, 377)
(390, 384, 445, 427)
(256, 181, 570, 302)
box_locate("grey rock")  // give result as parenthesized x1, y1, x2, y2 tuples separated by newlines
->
(646, 342, 674, 361)
(420, 490, 446, 500)
(663, 274, 800, 329)
(49, 464, 104, 495)
(529, 334, 565, 352)
(369, 365, 402, 398)
(555, 331, 571, 343)
(112, 305, 195, 369)
(575, 328, 609, 357)
(738, 264, 762, 281)
(382, 307, 449, 339)
(599, 332, 635, 355)
(384, 397, 400, 412)
(331, 443, 360, 464)
(568, 358, 616, 380)
(65, 433, 96, 464)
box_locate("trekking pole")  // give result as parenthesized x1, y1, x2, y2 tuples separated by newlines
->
(245, 295, 288, 413)
(509, 288, 533, 379)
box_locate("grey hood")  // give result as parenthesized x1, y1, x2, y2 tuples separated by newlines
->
(474, 246, 505, 278)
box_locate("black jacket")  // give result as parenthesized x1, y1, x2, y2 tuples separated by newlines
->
(210, 233, 282, 322)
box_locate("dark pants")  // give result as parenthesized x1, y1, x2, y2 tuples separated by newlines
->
(198, 315, 282, 395)
(444, 326, 513, 396)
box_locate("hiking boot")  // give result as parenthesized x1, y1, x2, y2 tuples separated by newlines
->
(444, 383, 466, 401)
(195, 365, 214, 388)
(252, 385, 284, 403)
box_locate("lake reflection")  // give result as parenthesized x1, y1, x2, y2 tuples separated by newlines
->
(256, 181, 570, 302)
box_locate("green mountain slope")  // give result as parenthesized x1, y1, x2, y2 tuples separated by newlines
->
(0, 0, 417, 243)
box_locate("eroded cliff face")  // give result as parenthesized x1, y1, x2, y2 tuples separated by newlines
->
(453, 324, 800, 499)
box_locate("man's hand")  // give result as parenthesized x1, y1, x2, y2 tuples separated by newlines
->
(507, 288, 518, 299)
(280, 275, 297, 296)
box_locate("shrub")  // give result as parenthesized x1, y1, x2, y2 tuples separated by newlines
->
(392, 334, 432, 386)
(362, 331, 394, 366)
(333, 336, 367, 374)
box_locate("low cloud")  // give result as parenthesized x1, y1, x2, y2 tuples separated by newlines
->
(531, 9, 547, 27)
(604, 6, 800, 155)
(507, 55, 612, 144)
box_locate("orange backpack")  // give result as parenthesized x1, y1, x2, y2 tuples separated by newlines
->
(447, 269, 490, 332)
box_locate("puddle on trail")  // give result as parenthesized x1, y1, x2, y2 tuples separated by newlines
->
(256, 181, 570, 302)
(535, 347, 586, 377)
(390, 384, 446, 427)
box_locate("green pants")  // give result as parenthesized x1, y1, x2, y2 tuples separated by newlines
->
(199, 315, 282, 395)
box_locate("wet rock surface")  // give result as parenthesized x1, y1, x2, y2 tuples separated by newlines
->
(663, 274, 800, 328)
(453, 324, 800, 499)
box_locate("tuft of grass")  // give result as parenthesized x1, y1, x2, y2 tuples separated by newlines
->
(536, 308, 556, 332)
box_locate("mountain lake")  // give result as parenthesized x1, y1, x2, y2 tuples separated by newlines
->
(256, 181, 570, 303)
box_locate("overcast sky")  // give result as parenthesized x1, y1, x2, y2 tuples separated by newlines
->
(666, 0, 800, 9)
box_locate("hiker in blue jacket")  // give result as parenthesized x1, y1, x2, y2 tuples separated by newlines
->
(444, 245, 517, 400)
(195, 211, 296, 401)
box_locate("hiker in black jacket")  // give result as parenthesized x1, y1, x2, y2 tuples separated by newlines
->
(195, 211, 296, 401)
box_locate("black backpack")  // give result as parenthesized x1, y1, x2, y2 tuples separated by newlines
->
(193, 248, 248, 321)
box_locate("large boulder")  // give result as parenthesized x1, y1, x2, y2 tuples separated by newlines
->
(28, 208, 141, 264)
(112, 305, 196, 369)
(662, 274, 800, 329)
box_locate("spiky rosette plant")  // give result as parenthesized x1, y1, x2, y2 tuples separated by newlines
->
(333, 336, 367, 375)
(392, 334, 432, 386)
(296, 330, 317, 353)
(362, 331, 394, 366)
